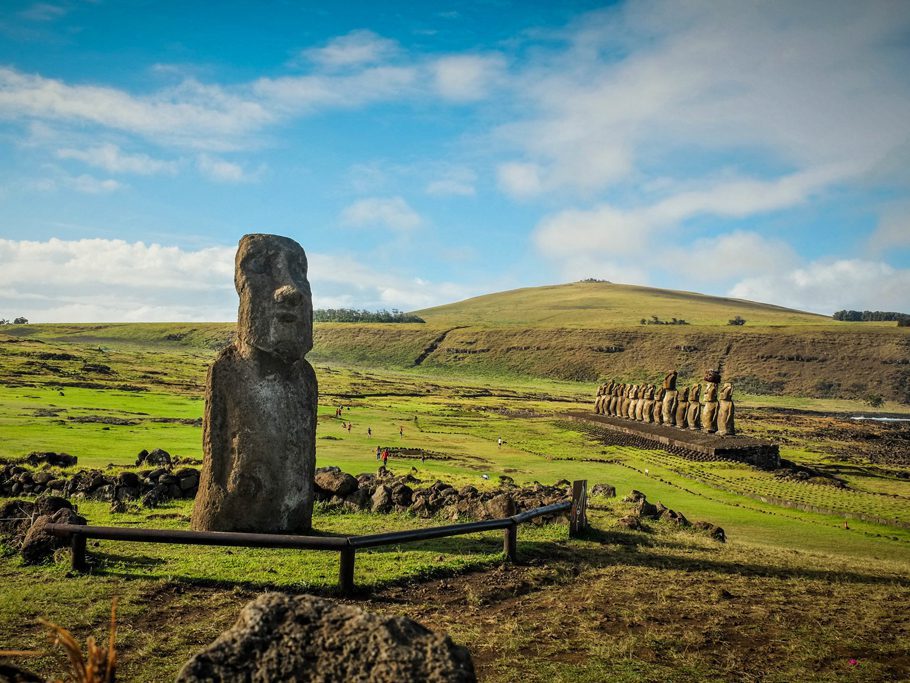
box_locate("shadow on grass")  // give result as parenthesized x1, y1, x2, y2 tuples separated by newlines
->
(55, 522, 910, 599)
(76, 533, 511, 596)
(518, 530, 910, 589)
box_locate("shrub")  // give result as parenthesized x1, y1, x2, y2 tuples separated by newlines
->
(864, 393, 885, 408)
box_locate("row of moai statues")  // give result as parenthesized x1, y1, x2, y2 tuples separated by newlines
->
(593, 370, 735, 436)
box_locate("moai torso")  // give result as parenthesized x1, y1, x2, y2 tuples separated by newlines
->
(653, 387, 665, 424)
(687, 384, 701, 430)
(701, 381, 719, 433)
(675, 387, 690, 429)
(642, 385, 655, 423)
(661, 371, 679, 425)
(717, 382, 735, 436)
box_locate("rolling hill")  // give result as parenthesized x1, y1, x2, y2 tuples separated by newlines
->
(414, 281, 830, 328)
(3, 281, 908, 403)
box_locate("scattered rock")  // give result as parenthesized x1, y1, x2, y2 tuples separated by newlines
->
(314, 467, 358, 497)
(616, 515, 644, 531)
(21, 507, 87, 564)
(25, 452, 77, 468)
(694, 521, 727, 543)
(176, 592, 476, 682)
(634, 497, 660, 519)
(371, 485, 394, 513)
(137, 448, 172, 467)
(591, 483, 616, 498)
(622, 490, 646, 503)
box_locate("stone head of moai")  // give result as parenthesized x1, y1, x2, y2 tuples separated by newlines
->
(663, 370, 678, 390)
(720, 382, 734, 400)
(236, 234, 313, 364)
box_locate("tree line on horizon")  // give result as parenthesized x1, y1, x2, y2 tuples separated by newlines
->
(833, 310, 910, 325)
(313, 308, 425, 323)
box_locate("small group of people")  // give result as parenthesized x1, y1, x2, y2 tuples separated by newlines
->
(593, 369, 736, 436)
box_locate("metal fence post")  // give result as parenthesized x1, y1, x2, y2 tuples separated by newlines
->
(339, 546, 356, 595)
(570, 479, 588, 538)
(71, 533, 87, 571)
(503, 523, 517, 562)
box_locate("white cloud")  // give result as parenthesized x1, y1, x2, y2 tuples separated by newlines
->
(425, 166, 476, 196)
(0, 238, 470, 322)
(252, 66, 417, 114)
(57, 144, 179, 175)
(196, 154, 261, 183)
(730, 259, 910, 314)
(497, 1, 910, 196)
(534, 169, 834, 265)
(0, 68, 273, 150)
(662, 231, 799, 282)
(496, 162, 543, 199)
(431, 54, 505, 102)
(302, 30, 400, 69)
(308, 254, 472, 311)
(64, 174, 123, 194)
(868, 202, 910, 253)
(340, 196, 423, 231)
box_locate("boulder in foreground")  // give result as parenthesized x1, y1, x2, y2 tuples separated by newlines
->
(177, 592, 476, 682)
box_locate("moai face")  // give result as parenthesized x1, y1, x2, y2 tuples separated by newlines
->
(720, 382, 734, 400)
(664, 370, 678, 390)
(235, 234, 313, 363)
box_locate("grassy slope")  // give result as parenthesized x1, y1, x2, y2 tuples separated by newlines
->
(415, 280, 833, 328)
(1, 326, 909, 680)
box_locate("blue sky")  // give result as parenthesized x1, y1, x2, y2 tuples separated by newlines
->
(0, 0, 909, 322)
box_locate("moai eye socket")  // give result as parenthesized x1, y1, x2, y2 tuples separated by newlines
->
(245, 253, 269, 275)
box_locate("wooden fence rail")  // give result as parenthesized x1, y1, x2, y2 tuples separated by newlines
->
(46, 480, 587, 594)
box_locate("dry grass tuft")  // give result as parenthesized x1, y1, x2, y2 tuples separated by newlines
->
(0, 598, 117, 683)
(40, 596, 118, 683)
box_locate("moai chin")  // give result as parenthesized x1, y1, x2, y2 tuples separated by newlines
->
(191, 234, 318, 533)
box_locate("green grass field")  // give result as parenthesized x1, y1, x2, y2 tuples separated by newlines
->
(1, 317, 909, 681)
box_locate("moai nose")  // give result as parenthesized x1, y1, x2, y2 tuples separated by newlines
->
(274, 285, 303, 306)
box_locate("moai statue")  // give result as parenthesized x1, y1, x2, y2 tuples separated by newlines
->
(635, 385, 647, 421)
(642, 385, 655, 423)
(675, 386, 690, 429)
(717, 382, 736, 436)
(593, 383, 606, 414)
(686, 383, 701, 431)
(620, 384, 631, 418)
(192, 234, 318, 533)
(602, 380, 615, 414)
(653, 387, 665, 424)
(608, 384, 619, 416)
(661, 371, 679, 426)
(629, 385, 640, 419)
(701, 369, 721, 434)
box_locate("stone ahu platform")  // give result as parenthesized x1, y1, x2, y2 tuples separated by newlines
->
(566, 411, 781, 470)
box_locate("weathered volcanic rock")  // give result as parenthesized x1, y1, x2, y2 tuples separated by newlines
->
(315, 467, 358, 497)
(694, 521, 726, 542)
(622, 490, 646, 503)
(176, 592, 476, 682)
(21, 507, 86, 565)
(591, 483, 616, 498)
